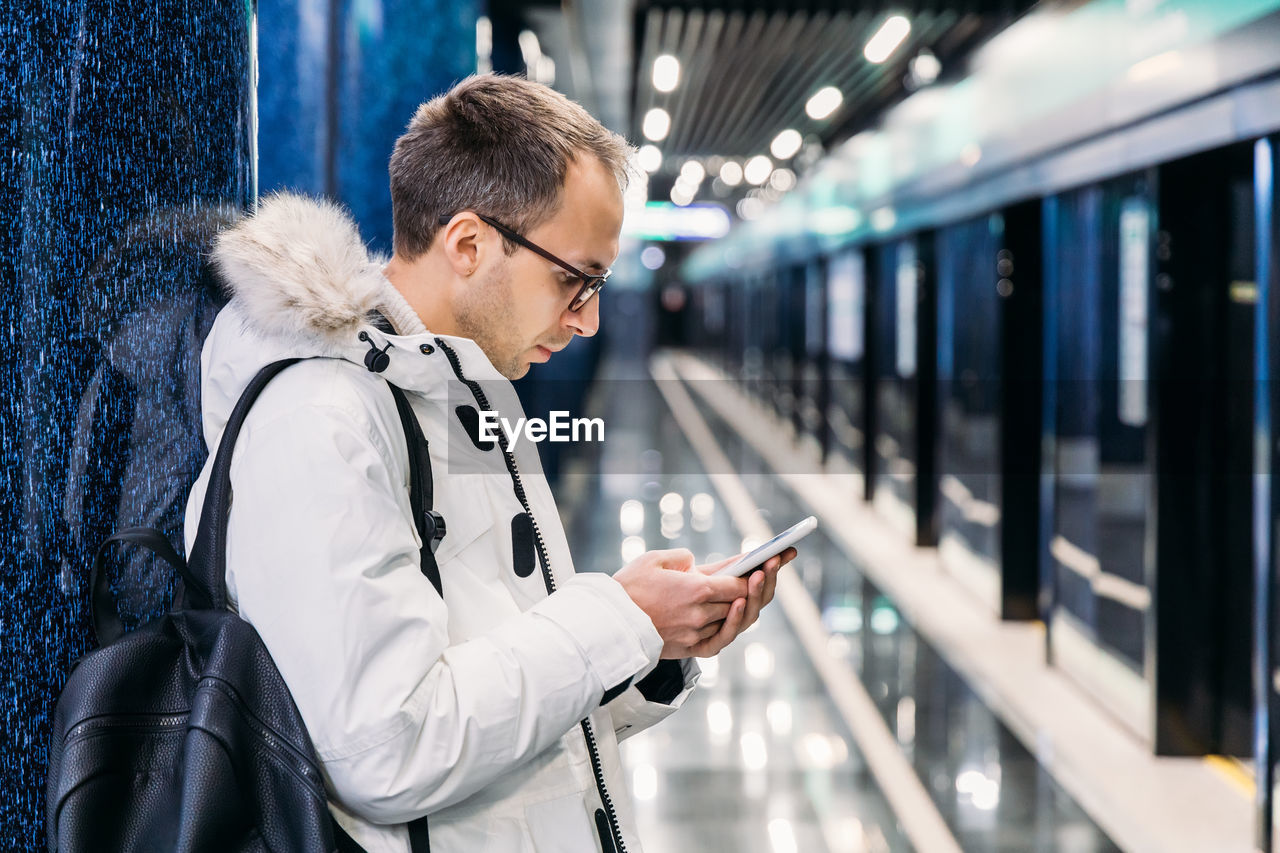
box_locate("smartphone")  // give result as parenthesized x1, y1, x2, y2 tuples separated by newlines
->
(710, 516, 817, 578)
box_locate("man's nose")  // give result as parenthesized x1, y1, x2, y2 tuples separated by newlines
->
(564, 294, 600, 338)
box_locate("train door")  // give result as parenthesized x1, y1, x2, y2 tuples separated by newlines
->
(771, 266, 798, 431)
(797, 258, 827, 459)
(935, 203, 1042, 620)
(743, 271, 766, 397)
(1044, 143, 1256, 753)
(1044, 174, 1157, 741)
(871, 233, 939, 546)
(825, 248, 870, 491)
(699, 280, 727, 369)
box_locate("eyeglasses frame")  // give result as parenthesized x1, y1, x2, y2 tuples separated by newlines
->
(436, 212, 610, 311)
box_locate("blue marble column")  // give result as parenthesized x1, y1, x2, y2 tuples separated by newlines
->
(257, 0, 479, 250)
(3, 1, 477, 842)
(257, 0, 333, 196)
(0, 2, 254, 845)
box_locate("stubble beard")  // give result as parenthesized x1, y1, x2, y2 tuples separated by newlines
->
(454, 259, 527, 379)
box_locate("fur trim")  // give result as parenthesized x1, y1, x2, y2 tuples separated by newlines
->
(211, 193, 388, 346)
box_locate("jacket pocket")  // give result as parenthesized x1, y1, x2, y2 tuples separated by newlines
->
(525, 792, 600, 853)
(430, 471, 498, 564)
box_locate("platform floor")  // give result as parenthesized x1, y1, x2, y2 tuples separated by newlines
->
(555, 355, 1121, 852)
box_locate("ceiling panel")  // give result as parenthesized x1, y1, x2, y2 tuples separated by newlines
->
(629, 0, 1032, 188)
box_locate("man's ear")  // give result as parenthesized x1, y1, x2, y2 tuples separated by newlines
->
(440, 214, 484, 277)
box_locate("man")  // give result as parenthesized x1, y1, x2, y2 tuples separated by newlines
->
(186, 74, 795, 853)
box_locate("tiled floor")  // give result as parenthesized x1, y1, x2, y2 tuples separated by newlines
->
(556, 360, 1118, 852)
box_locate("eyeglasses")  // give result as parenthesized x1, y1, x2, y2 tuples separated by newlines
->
(437, 212, 610, 311)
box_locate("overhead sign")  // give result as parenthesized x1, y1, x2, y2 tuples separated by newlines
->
(623, 202, 732, 242)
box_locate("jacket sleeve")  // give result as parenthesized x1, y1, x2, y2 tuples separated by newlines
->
(185, 376, 663, 825)
(604, 658, 700, 742)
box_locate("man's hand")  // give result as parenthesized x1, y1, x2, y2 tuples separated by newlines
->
(691, 546, 795, 653)
(613, 546, 797, 659)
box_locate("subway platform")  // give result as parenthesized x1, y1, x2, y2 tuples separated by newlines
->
(552, 350, 1253, 853)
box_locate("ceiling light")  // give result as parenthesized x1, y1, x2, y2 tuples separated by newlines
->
(533, 55, 555, 86)
(619, 499, 644, 534)
(719, 161, 743, 187)
(476, 17, 492, 74)
(743, 155, 773, 185)
(642, 108, 671, 142)
(680, 160, 706, 184)
(770, 129, 803, 160)
(864, 15, 911, 64)
(908, 49, 940, 87)
(621, 535, 645, 562)
(652, 54, 680, 93)
(769, 168, 796, 192)
(737, 197, 764, 220)
(805, 86, 843, 120)
(517, 29, 542, 69)
(637, 144, 663, 173)
(640, 246, 666, 271)
(871, 206, 897, 232)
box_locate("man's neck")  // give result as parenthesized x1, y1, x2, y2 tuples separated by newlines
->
(382, 253, 459, 337)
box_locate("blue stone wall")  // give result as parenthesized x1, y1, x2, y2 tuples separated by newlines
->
(1, 3, 254, 845)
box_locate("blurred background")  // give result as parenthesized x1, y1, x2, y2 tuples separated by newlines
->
(6, 0, 1280, 850)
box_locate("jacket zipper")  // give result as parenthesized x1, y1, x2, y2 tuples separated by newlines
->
(436, 339, 629, 853)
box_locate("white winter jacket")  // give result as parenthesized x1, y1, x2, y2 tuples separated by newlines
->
(183, 194, 697, 853)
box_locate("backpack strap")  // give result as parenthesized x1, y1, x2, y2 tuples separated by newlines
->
(184, 358, 438, 852)
(387, 381, 440, 853)
(387, 382, 445, 597)
(186, 357, 303, 610)
(90, 527, 200, 646)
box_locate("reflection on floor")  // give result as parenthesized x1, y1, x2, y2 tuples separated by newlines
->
(556, 360, 1117, 852)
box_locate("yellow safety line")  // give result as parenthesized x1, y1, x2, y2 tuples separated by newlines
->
(1204, 755, 1256, 798)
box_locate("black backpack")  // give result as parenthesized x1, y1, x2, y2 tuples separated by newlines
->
(46, 358, 445, 852)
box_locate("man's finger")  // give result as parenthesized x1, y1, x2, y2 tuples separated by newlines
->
(695, 598, 745, 657)
(649, 548, 695, 570)
(741, 569, 765, 630)
(760, 565, 778, 608)
(696, 621, 724, 641)
(697, 602, 733, 624)
(699, 574, 751, 602)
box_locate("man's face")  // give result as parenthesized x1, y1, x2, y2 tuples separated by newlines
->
(455, 156, 623, 379)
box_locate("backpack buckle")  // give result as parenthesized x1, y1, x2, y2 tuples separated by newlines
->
(424, 511, 447, 553)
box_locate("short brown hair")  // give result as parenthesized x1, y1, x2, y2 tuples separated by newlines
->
(389, 74, 633, 260)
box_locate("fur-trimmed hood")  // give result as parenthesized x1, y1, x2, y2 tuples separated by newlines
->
(195, 193, 507, 451)
(210, 192, 425, 349)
